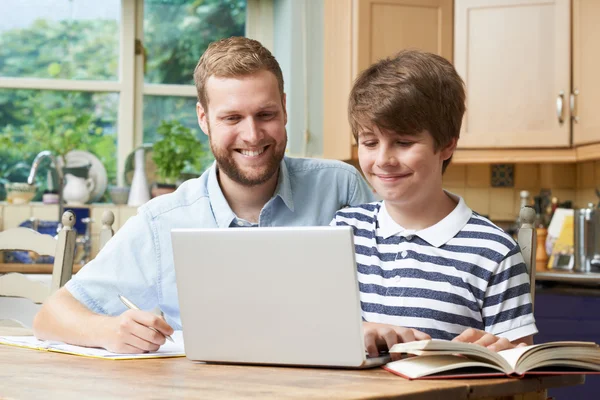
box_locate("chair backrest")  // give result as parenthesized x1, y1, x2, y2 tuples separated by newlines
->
(0, 211, 77, 303)
(517, 206, 537, 307)
(99, 210, 115, 250)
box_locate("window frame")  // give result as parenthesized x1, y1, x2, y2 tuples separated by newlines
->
(0, 0, 272, 186)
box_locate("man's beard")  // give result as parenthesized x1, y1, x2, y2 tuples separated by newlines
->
(208, 127, 287, 187)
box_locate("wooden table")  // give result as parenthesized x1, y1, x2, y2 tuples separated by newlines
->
(0, 345, 584, 400)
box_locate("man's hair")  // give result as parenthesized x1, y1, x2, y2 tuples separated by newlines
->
(348, 49, 465, 173)
(193, 37, 284, 112)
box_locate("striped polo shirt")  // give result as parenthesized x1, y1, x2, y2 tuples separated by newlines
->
(332, 194, 538, 342)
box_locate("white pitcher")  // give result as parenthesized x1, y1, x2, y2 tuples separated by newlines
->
(63, 173, 95, 205)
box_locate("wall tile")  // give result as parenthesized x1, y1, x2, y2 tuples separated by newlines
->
(464, 188, 490, 216)
(119, 206, 139, 230)
(539, 164, 576, 189)
(514, 164, 540, 189)
(444, 187, 466, 199)
(489, 188, 516, 221)
(576, 189, 598, 209)
(91, 235, 100, 258)
(31, 204, 60, 221)
(466, 165, 491, 188)
(2, 204, 31, 229)
(577, 161, 595, 189)
(491, 164, 515, 187)
(443, 164, 466, 187)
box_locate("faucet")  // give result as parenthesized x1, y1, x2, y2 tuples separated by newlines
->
(28, 150, 64, 228)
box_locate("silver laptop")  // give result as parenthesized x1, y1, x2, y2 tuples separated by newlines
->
(171, 226, 390, 368)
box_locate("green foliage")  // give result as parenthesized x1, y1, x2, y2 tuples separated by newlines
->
(0, 90, 118, 197)
(152, 120, 206, 184)
(144, 0, 246, 84)
(0, 19, 119, 80)
(0, 0, 246, 198)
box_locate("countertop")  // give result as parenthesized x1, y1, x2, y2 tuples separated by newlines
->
(536, 269, 600, 285)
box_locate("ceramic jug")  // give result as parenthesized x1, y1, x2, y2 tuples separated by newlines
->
(63, 173, 95, 205)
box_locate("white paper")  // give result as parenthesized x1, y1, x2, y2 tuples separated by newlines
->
(0, 330, 185, 359)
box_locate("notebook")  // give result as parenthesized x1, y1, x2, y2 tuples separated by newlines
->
(0, 331, 185, 360)
(171, 226, 390, 368)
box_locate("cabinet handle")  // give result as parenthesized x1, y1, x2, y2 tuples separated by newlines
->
(556, 91, 565, 125)
(570, 89, 579, 123)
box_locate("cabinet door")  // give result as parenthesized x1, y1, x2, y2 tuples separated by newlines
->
(355, 0, 453, 74)
(323, 0, 453, 160)
(454, 0, 571, 148)
(572, 0, 600, 145)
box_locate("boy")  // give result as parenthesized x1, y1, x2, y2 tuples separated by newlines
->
(333, 50, 537, 356)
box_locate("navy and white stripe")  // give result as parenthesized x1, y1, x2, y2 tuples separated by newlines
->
(332, 196, 537, 341)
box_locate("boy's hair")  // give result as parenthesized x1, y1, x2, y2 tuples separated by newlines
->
(193, 37, 285, 112)
(348, 49, 465, 173)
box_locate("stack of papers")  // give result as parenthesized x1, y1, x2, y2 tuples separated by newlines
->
(0, 331, 185, 360)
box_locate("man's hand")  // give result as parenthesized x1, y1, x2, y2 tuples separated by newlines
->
(363, 322, 431, 358)
(102, 309, 174, 354)
(452, 328, 530, 352)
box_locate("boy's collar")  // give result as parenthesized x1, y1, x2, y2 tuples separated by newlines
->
(377, 191, 472, 247)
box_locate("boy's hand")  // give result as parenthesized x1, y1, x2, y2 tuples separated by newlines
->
(102, 309, 174, 354)
(363, 322, 431, 358)
(452, 328, 527, 352)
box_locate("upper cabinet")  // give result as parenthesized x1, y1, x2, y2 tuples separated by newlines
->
(572, 0, 600, 146)
(323, 0, 600, 162)
(454, 0, 571, 148)
(323, 0, 453, 160)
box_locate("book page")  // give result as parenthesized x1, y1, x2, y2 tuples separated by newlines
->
(385, 354, 508, 379)
(0, 330, 185, 359)
(498, 341, 599, 373)
(389, 339, 511, 371)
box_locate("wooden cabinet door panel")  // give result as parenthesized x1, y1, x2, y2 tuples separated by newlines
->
(455, 0, 570, 148)
(356, 0, 453, 73)
(323, 0, 452, 160)
(572, 0, 600, 145)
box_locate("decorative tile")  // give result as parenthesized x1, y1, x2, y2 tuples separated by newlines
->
(491, 164, 515, 188)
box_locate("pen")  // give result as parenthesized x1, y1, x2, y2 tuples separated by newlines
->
(118, 294, 174, 343)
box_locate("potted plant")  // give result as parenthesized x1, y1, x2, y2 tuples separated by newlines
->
(151, 120, 206, 196)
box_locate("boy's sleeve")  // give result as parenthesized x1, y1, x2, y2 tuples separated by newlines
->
(481, 246, 538, 341)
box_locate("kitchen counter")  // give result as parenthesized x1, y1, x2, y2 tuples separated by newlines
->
(536, 269, 600, 286)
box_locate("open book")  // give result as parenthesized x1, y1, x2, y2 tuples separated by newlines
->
(385, 340, 600, 379)
(0, 331, 185, 360)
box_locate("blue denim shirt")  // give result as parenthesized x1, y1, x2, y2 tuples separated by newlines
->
(66, 157, 374, 329)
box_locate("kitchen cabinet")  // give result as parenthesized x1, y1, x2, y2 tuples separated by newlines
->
(323, 0, 453, 160)
(572, 0, 600, 146)
(454, 0, 571, 149)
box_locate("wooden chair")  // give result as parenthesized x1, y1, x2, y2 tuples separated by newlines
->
(516, 206, 537, 308)
(0, 211, 77, 304)
(99, 210, 115, 250)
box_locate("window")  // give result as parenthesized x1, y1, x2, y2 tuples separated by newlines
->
(0, 0, 267, 202)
